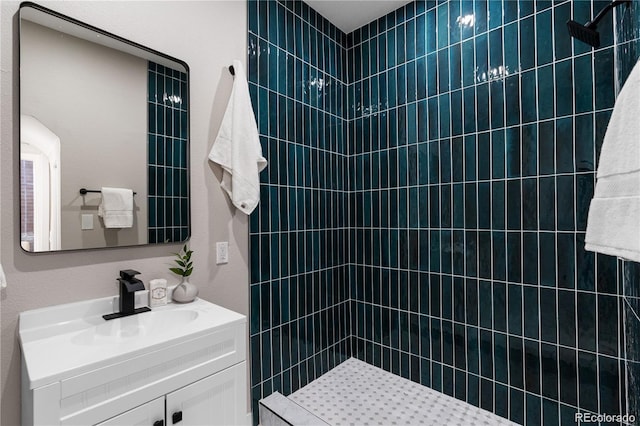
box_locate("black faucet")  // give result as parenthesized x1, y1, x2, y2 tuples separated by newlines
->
(103, 269, 151, 320)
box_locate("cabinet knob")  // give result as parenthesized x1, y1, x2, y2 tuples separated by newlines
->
(153, 421, 164, 426)
(172, 411, 183, 424)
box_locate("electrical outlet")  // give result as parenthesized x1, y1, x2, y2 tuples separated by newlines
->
(216, 242, 229, 264)
(81, 214, 94, 230)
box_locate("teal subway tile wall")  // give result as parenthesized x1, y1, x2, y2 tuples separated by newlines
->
(147, 62, 190, 243)
(247, 1, 351, 422)
(248, 1, 640, 425)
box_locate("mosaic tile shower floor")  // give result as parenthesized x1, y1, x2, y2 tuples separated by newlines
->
(287, 358, 516, 425)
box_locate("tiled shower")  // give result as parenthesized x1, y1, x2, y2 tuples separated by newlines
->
(248, 0, 640, 424)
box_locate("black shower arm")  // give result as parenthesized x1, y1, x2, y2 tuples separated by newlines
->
(587, 0, 630, 28)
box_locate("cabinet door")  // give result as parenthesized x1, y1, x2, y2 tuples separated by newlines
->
(166, 362, 246, 426)
(95, 397, 164, 426)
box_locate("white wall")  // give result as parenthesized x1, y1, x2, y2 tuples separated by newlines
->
(0, 2, 249, 425)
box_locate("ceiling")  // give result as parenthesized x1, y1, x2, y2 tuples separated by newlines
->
(303, 0, 413, 34)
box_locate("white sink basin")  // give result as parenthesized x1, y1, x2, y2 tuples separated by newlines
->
(71, 309, 199, 346)
(19, 294, 245, 389)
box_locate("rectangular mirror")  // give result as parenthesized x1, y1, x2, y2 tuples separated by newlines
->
(19, 2, 190, 252)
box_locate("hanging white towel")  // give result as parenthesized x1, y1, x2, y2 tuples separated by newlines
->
(0, 263, 6, 289)
(209, 59, 267, 215)
(585, 59, 640, 261)
(98, 187, 134, 228)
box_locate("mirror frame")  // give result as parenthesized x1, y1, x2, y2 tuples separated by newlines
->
(18, 1, 191, 253)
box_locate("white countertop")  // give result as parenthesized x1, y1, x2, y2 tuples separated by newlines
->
(19, 295, 246, 390)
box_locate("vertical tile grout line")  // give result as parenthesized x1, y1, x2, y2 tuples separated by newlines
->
(611, 4, 625, 419)
(569, 0, 582, 418)
(445, 1, 454, 397)
(496, 2, 510, 419)
(506, 1, 526, 420)
(534, 3, 544, 418)
(587, 0, 603, 416)
(460, 2, 470, 400)
(474, 3, 495, 413)
(294, 5, 302, 387)
(489, 1, 503, 416)
(411, 10, 422, 381)
(526, 3, 541, 420)
(453, 0, 470, 407)
(516, 2, 531, 420)
(438, 2, 446, 391)
(276, 5, 285, 382)
(262, 0, 270, 400)
(549, 3, 562, 420)
(612, 5, 629, 420)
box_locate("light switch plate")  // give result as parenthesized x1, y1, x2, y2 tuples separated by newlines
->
(216, 242, 229, 264)
(81, 214, 94, 230)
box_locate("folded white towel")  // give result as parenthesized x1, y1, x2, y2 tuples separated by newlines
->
(98, 187, 134, 228)
(0, 263, 6, 289)
(585, 59, 640, 262)
(209, 59, 267, 215)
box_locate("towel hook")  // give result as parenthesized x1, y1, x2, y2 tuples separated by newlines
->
(228, 65, 235, 76)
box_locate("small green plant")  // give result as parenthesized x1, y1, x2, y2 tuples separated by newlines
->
(170, 244, 193, 277)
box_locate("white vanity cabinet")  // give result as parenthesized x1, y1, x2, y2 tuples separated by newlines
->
(165, 362, 246, 426)
(95, 398, 164, 426)
(95, 362, 246, 426)
(19, 297, 248, 426)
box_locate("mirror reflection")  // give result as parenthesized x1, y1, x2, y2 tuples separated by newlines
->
(19, 4, 190, 252)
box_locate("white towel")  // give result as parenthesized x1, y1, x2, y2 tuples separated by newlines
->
(0, 263, 6, 289)
(585, 59, 640, 261)
(98, 187, 134, 228)
(209, 60, 267, 215)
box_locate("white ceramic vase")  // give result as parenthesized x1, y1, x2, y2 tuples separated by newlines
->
(172, 277, 198, 303)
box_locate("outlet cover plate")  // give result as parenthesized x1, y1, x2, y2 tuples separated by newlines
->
(216, 242, 229, 264)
